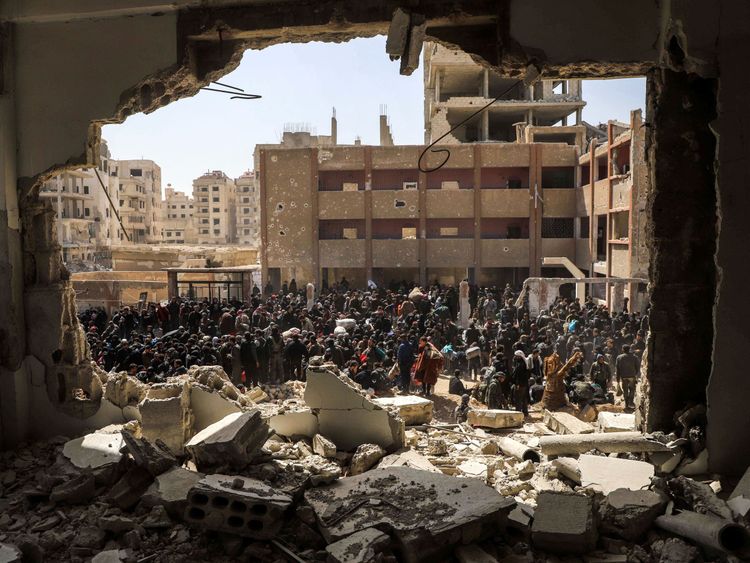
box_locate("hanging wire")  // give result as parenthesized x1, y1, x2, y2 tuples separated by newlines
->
(418, 80, 523, 173)
(200, 81, 262, 100)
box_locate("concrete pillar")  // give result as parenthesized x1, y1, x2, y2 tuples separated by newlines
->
(259, 150, 268, 287)
(482, 69, 489, 98)
(167, 271, 178, 299)
(310, 148, 320, 289)
(418, 168, 427, 286)
(473, 145, 482, 283)
(364, 147, 373, 283)
(458, 280, 470, 328)
(528, 144, 542, 277)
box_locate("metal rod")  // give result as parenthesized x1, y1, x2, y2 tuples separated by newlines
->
(93, 168, 130, 242)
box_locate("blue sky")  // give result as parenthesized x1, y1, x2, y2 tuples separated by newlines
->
(103, 37, 645, 193)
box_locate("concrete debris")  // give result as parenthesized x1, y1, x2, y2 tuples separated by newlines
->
(103, 372, 147, 410)
(649, 537, 702, 563)
(599, 488, 668, 541)
(597, 412, 636, 433)
(372, 395, 433, 425)
(578, 454, 654, 495)
(544, 410, 595, 435)
(185, 410, 269, 471)
(467, 409, 524, 429)
(531, 492, 597, 554)
(49, 472, 96, 504)
(655, 510, 750, 555)
(184, 474, 292, 539)
(539, 431, 672, 456)
(674, 448, 709, 476)
(305, 467, 515, 562)
(62, 430, 125, 470)
(455, 543, 499, 563)
(108, 467, 154, 510)
(377, 449, 441, 473)
(497, 437, 541, 463)
(0, 543, 22, 563)
(312, 433, 337, 458)
(305, 364, 404, 451)
(350, 444, 386, 475)
(121, 429, 176, 477)
(266, 404, 320, 438)
(730, 464, 750, 500)
(91, 549, 133, 563)
(551, 457, 581, 484)
(142, 466, 204, 518)
(138, 383, 192, 455)
(325, 527, 391, 563)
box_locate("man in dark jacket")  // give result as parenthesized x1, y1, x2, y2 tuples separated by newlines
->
(396, 334, 415, 392)
(284, 333, 309, 381)
(511, 351, 530, 416)
(616, 344, 640, 409)
(240, 333, 259, 385)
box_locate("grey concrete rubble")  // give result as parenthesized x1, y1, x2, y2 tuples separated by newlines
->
(543, 410, 595, 435)
(184, 474, 292, 539)
(141, 466, 204, 518)
(531, 492, 597, 554)
(325, 527, 391, 563)
(599, 488, 668, 541)
(349, 444, 386, 475)
(539, 431, 672, 456)
(185, 410, 269, 471)
(120, 429, 176, 477)
(312, 433, 337, 458)
(578, 454, 654, 495)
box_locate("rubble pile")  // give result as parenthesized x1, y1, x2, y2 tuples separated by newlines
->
(1, 362, 747, 562)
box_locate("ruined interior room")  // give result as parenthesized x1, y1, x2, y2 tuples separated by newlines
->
(0, 1, 748, 562)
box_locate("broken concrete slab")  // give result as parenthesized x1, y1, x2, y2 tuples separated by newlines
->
(675, 449, 709, 476)
(579, 454, 654, 495)
(507, 502, 535, 535)
(372, 395, 433, 425)
(385, 7, 410, 57)
(306, 365, 404, 452)
(108, 467, 154, 510)
(544, 410, 595, 435)
(138, 383, 192, 455)
(312, 434, 337, 458)
(305, 467, 515, 563)
(531, 492, 597, 554)
(62, 430, 125, 470)
(121, 429, 176, 477)
(599, 488, 668, 541)
(189, 386, 242, 434)
(185, 410, 269, 471)
(377, 449, 441, 473)
(730, 465, 750, 500)
(597, 412, 636, 433)
(467, 409, 524, 429)
(184, 474, 293, 539)
(350, 444, 386, 475)
(142, 466, 204, 519)
(325, 527, 391, 563)
(539, 432, 672, 456)
(0, 543, 22, 563)
(267, 407, 319, 439)
(49, 473, 96, 504)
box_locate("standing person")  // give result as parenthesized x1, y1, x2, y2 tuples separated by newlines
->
(511, 350, 531, 416)
(589, 354, 611, 390)
(240, 333, 259, 386)
(396, 334, 415, 393)
(485, 371, 505, 409)
(615, 344, 640, 409)
(413, 337, 443, 397)
(230, 336, 244, 387)
(284, 333, 309, 381)
(268, 326, 285, 383)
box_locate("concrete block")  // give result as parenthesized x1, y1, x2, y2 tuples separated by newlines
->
(373, 396, 433, 425)
(531, 492, 597, 554)
(599, 488, 668, 541)
(142, 466, 204, 519)
(579, 454, 654, 495)
(62, 430, 124, 470)
(313, 434, 337, 458)
(350, 444, 386, 475)
(326, 527, 391, 563)
(544, 410, 595, 435)
(139, 383, 192, 455)
(467, 409, 524, 429)
(0, 543, 22, 563)
(185, 410, 269, 471)
(597, 412, 636, 433)
(377, 449, 441, 473)
(305, 467, 515, 562)
(184, 474, 292, 539)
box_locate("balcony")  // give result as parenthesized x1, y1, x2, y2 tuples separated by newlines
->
(543, 189, 577, 217)
(319, 239, 366, 268)
(481, 239, 530, 268)
(372, 239, 419, 267)
(541, 238, 576, 260)
(425, 239, 474, 267)
(318, 191, 364, 219)
(481, 189, 529, 218)
(372, 190, 419, 219)
(426, 189, 473, 218)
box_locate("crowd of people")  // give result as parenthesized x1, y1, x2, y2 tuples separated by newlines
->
(78, 279, 648, 419)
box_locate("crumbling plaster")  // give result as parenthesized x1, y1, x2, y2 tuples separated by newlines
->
(0, 0, 745, 475)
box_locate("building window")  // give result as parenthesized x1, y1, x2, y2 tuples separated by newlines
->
(130, 168, 142, 177)
(578, 217, 590, 238)
(213, 208, 219, 213)
(542, 217, 575, 238)
(200, 229, 208, 234)
(213, 229, 220, 235)
(181, 205, 185, 209)
(244, 219, 250, 224)
(243, 208, 249, 214)
(180, 214, 186, 218)
(402, 227, 417, 239)
(202, 219, 208, 224)
(244, 229, 250, 235)
(212, 186, 219, 191)
(242, 198, 249, 203)
(166, 231, 173, 237)
(84, 208, 90, 217)
(213, 219, 220, 225)
(439, 227, 459, 237)
(83, 186, 89, 195)
(212, 197, 220, 202)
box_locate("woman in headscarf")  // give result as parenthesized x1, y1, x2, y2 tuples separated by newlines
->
(413, 336, 443, 397)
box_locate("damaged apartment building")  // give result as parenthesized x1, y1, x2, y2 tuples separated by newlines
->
(0, 0, 749, 561)
(258, 44, 647, 310)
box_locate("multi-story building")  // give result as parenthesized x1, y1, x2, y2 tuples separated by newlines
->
(235, 171, 260, 246)
(115, 159, 162, 244)
(576, 109, 648, 312)
(192, 170, 236, 244)
(424, 43, 586, 146)
(161, 185, 197, 244)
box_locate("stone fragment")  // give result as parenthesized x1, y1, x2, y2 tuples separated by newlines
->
(467, 409, 524, 429)
(385, 7, 410, 57)
(91, 549, 131, 563)
(74, 526, 107, 549)
(138, 383, 192, 455)
(305, 365, 404, 451)
(99, 515, 137, 534)
(49, 473, 96, 504)
(531, 492, 597, 554)
(62, 431, 124, 470)
(372, 395, 433, 425)
(312, 434, 337, 458)
(0, 543, 22, 563)
(305, 467, 515, 562)
(325, 527, 391, 563)
(350, 444, 386, 475)
(675, 449, 709, 476)
(544, 410, 595, 435)
(649, 537, 702, 563)
(507, 502, 535, 534)
(285, 454, 342, 486)
(455, 544, 498, 563)
(185, 410, 269, 471)
(599, 488, 668, 541)
(121, 429, 176, 477)
(142, 505, 172, 529)
(458, 460, 489, 480)
(597, 412, 636, 433)
(377, 449, 440, 473)
(481, 441, 499, 455)
(579, 454, 654, 495)
(142, 466, 204, 518)
(551, 458, 581, 484)
(267, 407, 319, 439)
(184, 474, 293, 539)
(108, 467, 153, 510)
